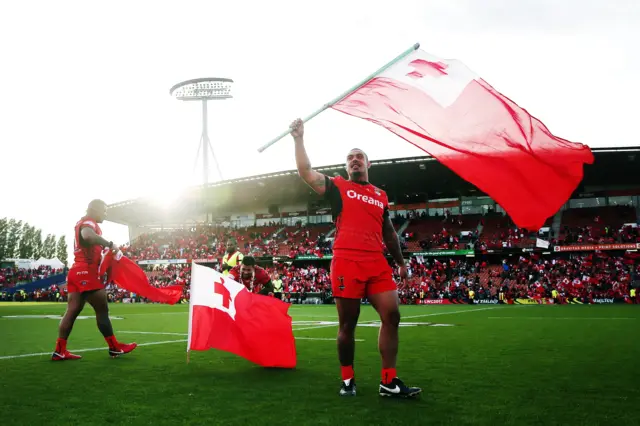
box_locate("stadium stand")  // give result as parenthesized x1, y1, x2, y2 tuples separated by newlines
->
(2, 148, 640, 305)
(0, 266, 64, 288)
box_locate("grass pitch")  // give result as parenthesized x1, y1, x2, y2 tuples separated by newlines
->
(1, 302, 639, 426)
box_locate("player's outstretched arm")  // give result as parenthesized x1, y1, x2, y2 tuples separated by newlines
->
(290, 118, 327, 196)
(80, 227, 114, 249)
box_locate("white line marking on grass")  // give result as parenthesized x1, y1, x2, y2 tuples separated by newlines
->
(289, 325, 336, 332)
(0, 339, 187, 360)
(119, 331, 188, 336)
(121, 312, 336, 318)
(489, 316, 635, 320)
(2, 308, 499, 360)
(401, 306, 499, 320)
(293, 306, 500, 331)
(290, 315, 338, 318)
(295, 337, 364, 342)
(117, 331, 362, 341)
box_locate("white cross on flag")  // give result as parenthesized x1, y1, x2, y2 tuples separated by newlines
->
(332, 48, 594, 231)
(187, 263, 296, 368)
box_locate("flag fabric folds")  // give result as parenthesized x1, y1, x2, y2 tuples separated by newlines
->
(332, 48, 594, 230)
(188, 263, 296, 368)
(99, 250, 183, 305)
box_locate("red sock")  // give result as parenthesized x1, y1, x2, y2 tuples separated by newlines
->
(105, 335, 118, 350)
(341, 365, 354, 382)
(55, 338, 67, 353)
(381, 368, 397, 384)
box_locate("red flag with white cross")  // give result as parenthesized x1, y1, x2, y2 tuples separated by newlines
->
(331, 48, 594, 231)
(187, 263, 296, 368)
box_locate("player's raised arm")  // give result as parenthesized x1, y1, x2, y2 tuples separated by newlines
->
(290, 118, 328, 196)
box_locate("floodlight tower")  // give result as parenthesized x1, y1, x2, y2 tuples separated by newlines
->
(170, 78, 233, 185)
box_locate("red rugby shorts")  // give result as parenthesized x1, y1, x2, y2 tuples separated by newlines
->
(66, 266, 104, 293)
(330, 257, 396, 299)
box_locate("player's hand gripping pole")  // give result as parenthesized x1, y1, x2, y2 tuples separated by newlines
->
(256, 42, 420, 153)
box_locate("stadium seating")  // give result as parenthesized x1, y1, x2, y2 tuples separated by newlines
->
(0, 266, 64, 288)
(395, 252, 636, 304)
(557, 206, 638, 245)
(402, 214, 481, 251)
(3, 204, 639, 305)
(274, 224, 334, 257)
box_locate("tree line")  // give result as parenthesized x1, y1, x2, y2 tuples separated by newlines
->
(0, 218, 68, 266)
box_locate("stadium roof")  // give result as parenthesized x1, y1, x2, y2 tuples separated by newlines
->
(107, 147, 640, 227)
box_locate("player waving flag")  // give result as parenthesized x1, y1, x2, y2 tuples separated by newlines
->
(290, 118, 421, 398)
(51, 199, 137, 361)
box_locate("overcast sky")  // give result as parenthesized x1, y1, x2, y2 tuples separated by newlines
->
(1, 0, 638, 258)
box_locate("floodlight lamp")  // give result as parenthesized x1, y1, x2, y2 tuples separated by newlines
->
(169, 77, 234, 101)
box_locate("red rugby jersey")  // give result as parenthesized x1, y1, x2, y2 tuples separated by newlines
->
(228, 265, 271, 293)
(73, 216, 103, 269)
(325, 176, 389, 260)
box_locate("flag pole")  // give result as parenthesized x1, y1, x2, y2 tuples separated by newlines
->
(186, 260, 194, 365)
(256, 42, 420, 153)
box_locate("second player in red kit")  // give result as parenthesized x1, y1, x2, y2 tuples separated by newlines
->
(290, 118, 421, 398)
(51, 199, 137, 361)
(227, 256, 275, 296)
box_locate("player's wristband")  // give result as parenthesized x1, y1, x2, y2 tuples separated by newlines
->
(108, 241, 114, 249)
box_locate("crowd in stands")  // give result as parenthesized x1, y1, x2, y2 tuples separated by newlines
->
(3, 251, 637, 305)
(397, 205, 640, 252)
(122, 228, 224, 261)
(555, 206, 640, 245)
(108, 224, 640, 304)
(108, 204, 640, 265)
(3, 205, 639, 304)
(0, 266, 64, 288)
(396, 252, 639, 304)
(400, 210, 479, 251)
(120, 223, 335, 261)
(476, 214, 542, 250)
(107, 262, 333, 303)
(0, 283, 64, 302)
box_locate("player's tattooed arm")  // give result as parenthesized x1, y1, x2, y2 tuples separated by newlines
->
(290, 118, 327, 196)
(382, 216, 405, 267)
(80, 227, 114, 249)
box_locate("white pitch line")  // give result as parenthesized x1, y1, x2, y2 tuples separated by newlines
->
(120, 312, 188, 316)
(117, 331, 362, 341)
(489, 316, 636, 320)
(292, 306, 500, 331)
(119, 331, 187, 336)
(290, 315, 339, 318)
(295, 337, 364, 342)
(1, 307, 497, 360)
(122, 310, 336, 317)
(0, 339, 187, 360)
(120, 312, 337, 319)
(401, 306, 499, 320)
